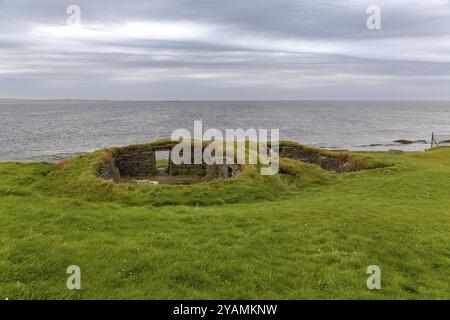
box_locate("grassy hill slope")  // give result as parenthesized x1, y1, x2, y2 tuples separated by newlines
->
(0, 146, 448, 299)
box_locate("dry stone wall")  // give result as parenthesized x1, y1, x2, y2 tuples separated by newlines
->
(98, 156, 121, 181)
(205, 162, 240, 181)
(168, 151, 207, 176)
(114, 146, 156, 177)
(98, 140, 357, 183)
(279, 144, 356, 172)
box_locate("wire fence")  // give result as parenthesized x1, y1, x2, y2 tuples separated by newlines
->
(431, 132, 450, 148)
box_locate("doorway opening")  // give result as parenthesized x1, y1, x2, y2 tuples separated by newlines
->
(155, 150, 170, 175)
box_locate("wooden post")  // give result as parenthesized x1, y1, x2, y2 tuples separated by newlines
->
(431, 132, 434, 148)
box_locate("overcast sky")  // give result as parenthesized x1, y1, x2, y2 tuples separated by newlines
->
(0, 0, 449, 100)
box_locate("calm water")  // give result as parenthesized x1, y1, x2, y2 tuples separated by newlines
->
(1, 100, 450, 162)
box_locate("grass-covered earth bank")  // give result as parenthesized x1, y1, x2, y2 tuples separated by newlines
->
(0, 142, 448, 299)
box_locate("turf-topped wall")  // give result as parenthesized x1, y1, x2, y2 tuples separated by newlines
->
(41, 139, 395, 206)
(278, 143, 357, 173)
(98, 140, 359, 182)
(98, 141, 235, 181)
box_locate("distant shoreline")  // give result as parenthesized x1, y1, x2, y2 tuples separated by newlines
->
(2, 99, 450, 103)
(0, 100, 447, 162)
(0, 140, 437, 164)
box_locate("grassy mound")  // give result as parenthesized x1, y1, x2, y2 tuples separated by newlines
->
(1, 144, 448, 299)
(32, 142, 347, 206)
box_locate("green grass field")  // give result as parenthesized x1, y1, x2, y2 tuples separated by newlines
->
(0, 144, 449, 299)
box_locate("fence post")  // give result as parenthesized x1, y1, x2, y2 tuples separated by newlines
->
(431, 132, 434, 148)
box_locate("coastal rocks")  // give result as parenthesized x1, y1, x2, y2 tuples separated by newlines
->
(393, 139, 427, 145)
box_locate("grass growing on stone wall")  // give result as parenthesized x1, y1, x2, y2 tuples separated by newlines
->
(0, 146, 449, 299)
(32, 142, 348, 206)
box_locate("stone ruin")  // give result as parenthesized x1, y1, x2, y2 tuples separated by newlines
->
(98, 141, 243, 185)
(205, 157, 240, 181)
(278, 144, 358, 173)
(98, 140, 358, 185)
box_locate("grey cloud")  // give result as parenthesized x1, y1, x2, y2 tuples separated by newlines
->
(0, 0, 450, 99)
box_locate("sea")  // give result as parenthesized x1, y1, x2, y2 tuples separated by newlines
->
(1, 100, 450, 162)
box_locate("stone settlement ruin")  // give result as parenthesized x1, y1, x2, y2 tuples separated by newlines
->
(98, 140, 359, 185)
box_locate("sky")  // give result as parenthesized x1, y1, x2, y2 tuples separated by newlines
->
(0, 0, 449, 100)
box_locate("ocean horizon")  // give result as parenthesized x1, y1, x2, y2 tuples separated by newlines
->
(1, 99, 450, 162)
